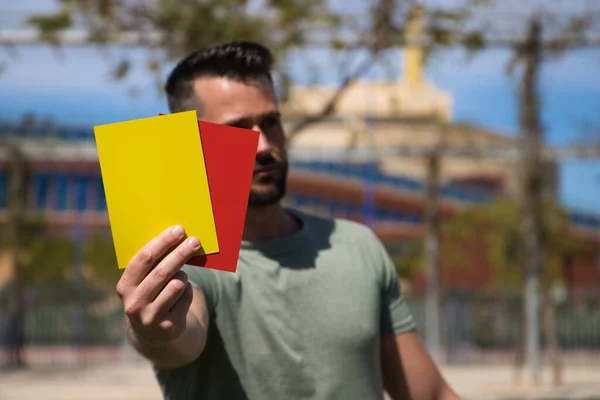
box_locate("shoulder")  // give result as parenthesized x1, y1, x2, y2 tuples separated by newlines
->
(292, 209, 396, 284)
(291, 208, 383, 251)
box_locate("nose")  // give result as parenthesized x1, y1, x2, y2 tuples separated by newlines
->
(254, 126, 272, 154)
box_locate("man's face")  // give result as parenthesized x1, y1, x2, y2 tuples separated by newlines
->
(193, 76, 288, 208)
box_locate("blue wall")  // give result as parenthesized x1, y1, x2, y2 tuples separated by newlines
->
(0, 160, 597, 231)
(290, 161, 600, 232)
(290, 161, 493, 203)
(0, 171, 107, 212)
(287, 193, 422, 224)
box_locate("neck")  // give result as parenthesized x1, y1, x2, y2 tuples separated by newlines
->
(243, 203, 300, 242)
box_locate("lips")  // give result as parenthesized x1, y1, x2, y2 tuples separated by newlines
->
(254, 165, 279, 175)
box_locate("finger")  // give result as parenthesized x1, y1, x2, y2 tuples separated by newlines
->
(167, 282, 193, 322)
(149, 271, 189, 318)
(119, 225, 186, 289)
(156, 284, 193, 340)
(136, 236, 201, 302)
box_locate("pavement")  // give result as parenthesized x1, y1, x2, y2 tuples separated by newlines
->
(0, 361, 599, 400)
(440, 365, 600, 399)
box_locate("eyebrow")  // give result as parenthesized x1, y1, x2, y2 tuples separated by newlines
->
(223, 111, 281, 128)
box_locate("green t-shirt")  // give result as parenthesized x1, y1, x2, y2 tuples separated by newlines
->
(153, 208, 416, 400)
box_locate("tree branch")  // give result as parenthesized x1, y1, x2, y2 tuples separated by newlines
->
(285, 49, 382, 142)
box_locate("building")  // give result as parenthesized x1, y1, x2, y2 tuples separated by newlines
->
(0, 13, 599, 292)
(279, 13, 599, 292)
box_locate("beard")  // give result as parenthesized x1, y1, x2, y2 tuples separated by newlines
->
(248, 153, 288, 208)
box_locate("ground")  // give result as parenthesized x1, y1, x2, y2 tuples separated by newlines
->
(0, 361, 599, 400)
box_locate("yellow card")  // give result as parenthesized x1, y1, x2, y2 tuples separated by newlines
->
(94, 110, 219, 269)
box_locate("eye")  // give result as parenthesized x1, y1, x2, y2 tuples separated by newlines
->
(260, 116, 280, 131)
(229, 121, 251, 129)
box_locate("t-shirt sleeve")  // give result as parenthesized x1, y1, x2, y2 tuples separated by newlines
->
(181, 264, 219, 316)
(372, 235, 417, 336)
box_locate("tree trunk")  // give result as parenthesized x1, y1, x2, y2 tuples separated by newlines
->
(519, 17, 544, 386)
(513, 298, 525, 386)
(6, 142, 27, 370)
(424, 125, 445, 364)
(543, 291, 563, 386)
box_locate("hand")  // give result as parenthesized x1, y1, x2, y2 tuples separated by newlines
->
(116, 225, 201, 347)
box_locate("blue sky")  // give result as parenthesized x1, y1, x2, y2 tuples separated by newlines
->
(0, 1, 599, 215)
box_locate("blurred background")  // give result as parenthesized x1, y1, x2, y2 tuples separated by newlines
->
(0, 0, 599, 399)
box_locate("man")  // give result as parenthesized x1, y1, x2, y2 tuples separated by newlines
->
(116, 41, 459, 400)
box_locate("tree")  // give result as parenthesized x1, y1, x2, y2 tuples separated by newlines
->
(16, 0, 600, 379)
(17, 114, 37, 137)
(373, 1, 599, 379)
(389, 240, 423, 282)
(0, 143, 75, 369)
(2, 142, 27, 370)
(83, 230, 123, 290)
(21, 1, 482, 136)
(442, 199, 584, 287)
(430, 198, 587, 385)
(0, 140, 127, 369)
(24, 0, 345, 96)
(515, 18, 546, 385)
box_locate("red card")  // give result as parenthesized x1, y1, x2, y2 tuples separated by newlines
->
(159, 114, 258, 273)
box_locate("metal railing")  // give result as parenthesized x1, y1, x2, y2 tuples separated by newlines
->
(407, 289, 600, 365)
(1, 286, 599, 368)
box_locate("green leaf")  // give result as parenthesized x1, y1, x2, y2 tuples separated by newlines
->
(83, 232, 123, 287)
(26, 11, 72, 33)
(440, 197, 586, 291)
(111, 59, 130, 80)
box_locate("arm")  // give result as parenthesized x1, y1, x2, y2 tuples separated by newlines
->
(366, 229, 459, 399)
(381, 331, 459, 400)
(116, 225, 212, 370)
(126, 286, 209, 369)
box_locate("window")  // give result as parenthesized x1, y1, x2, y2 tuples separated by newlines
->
(35, 173, 49, 210)
(75, 175, 88, 212)
(0, 172, 6, 208)
(56, 173, 69, 211)
(96, 177, 107, 211)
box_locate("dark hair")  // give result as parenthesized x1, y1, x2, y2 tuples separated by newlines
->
(165, 41, 275, 113)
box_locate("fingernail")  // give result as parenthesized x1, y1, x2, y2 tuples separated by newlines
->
(172, 225, 184, 236)
(187, 237, 200, 249)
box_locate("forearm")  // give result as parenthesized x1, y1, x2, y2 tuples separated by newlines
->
(436, 382, 460, 400)
(381, 332, 461, 400)
(127, 311, 207, 369)
(386, 379, 459, 400)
